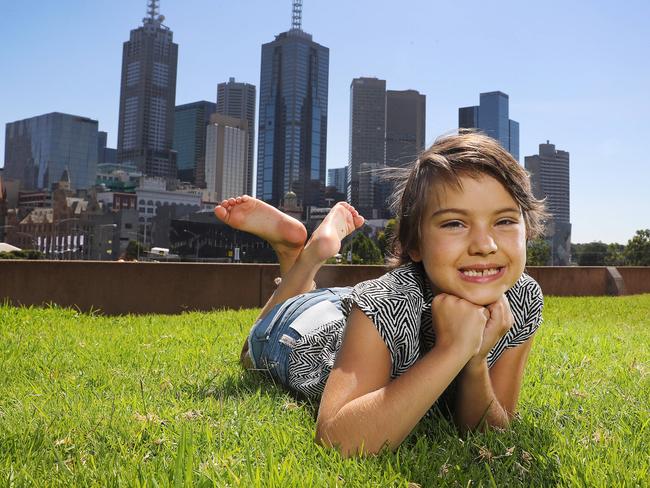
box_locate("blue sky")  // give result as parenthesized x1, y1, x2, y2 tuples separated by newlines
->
(1, 0, 648, 243)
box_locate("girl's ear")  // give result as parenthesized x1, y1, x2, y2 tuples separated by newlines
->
(408, 247, 422, 262)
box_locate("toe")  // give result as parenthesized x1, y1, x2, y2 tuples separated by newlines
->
(214, 206, 227, 220)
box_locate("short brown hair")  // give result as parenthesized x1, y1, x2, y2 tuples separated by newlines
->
(387, 130, 547, 268)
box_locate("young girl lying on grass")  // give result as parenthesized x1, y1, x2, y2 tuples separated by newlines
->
(214, 132, 546, 457)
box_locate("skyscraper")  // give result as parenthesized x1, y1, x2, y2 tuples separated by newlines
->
(525, 141, 571, 265)
(117, 0, 178, 179)
(257, 1, 329, 213)
(204, 114, 249, 202)
(347, 77, 386, 214)
(173, 101, 216, 186)
(97, 131, 117, 165)
(4, 112, 98, 191)
(385, 89, 426, 168)
(459, 91, 519, 160)
(216, 78, 256, 196)
(327, 167, 347, 195)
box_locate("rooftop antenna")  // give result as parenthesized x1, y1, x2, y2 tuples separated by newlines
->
(143, 0, 166, 26)
(291, 0, 302, 31)
(147, 0, 159, 21)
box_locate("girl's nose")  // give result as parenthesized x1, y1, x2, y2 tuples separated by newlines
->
(468, 228, 498, 256)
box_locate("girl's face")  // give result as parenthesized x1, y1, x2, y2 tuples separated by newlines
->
(409, 174, 527, 306)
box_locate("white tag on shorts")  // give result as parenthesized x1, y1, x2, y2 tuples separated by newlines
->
(279, 334, 297, 348)
(288, 299, 343, 336)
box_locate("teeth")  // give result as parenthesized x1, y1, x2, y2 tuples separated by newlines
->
(462, 268, 500, 277)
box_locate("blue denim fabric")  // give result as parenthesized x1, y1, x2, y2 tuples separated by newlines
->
(247, 287, 350, 387)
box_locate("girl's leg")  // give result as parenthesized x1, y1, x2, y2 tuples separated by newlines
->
(214, 195, 307, 276)
(215, 196, 364, 320)
(215, 197, 364, 368)
(256, 201, 364, 320)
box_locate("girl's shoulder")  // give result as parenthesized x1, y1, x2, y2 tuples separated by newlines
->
(340, 263, 429, 378)
(346, 262, 429, 307)
(505, 272, 544, 310)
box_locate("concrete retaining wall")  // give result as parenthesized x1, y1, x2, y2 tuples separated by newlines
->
(1, 261, 648, 315)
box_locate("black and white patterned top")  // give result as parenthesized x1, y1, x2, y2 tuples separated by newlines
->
(287, 262, 544, 399)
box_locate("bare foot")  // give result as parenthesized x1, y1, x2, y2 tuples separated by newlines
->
(303, 202, 364, 264)
(214, 195, 307, 262)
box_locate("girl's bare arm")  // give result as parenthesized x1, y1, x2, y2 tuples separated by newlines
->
(453, 338, 533, 431)
(315, 295, 486, 457)
(453, 294, 535, 431)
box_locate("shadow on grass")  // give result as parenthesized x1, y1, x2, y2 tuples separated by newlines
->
(179, 363, 560, 485)
(178, 364, 320, 413)
(397, 410, 561, 487)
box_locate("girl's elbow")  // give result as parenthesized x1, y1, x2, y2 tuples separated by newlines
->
(314, 424, 380, 458)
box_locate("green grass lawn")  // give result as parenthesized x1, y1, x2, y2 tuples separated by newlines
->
(1, 296, 649, 487)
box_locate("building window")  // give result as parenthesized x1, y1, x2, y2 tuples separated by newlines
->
(122, 97, 139, 149)
(126, 61, 140, 86)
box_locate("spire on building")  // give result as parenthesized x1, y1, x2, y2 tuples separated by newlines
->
(147, 0, 159, 20)
(291, 0, 303, 31)
(60, 167, 71, 184)
(143, 0, 165, 27)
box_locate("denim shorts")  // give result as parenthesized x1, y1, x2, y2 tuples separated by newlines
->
(247, 287, 351, 387)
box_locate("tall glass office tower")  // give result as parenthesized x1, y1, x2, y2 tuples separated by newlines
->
(117, 0, 178, 179)
(257, 1, 329, 212)
(173, 101, 216, 186)
(459, 91, 519, 161)
(4, 112, 98, 191)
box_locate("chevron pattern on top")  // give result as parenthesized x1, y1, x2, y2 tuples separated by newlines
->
(281, 262, 543, 399)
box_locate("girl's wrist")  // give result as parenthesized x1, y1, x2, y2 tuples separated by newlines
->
(434, 338, 477, 363)
(463, 355, 488, 374)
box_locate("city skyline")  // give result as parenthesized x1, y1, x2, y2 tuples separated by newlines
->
(1, 0, 648, 243)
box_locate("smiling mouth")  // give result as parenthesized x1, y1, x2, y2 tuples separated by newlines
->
(460, 268, 501, 277)
(458, 266, 506, 282)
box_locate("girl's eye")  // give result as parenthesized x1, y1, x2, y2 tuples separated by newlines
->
(496, 218, 518, 226)
(441, 221, 465, 229)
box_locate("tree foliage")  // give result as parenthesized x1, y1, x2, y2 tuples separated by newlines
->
(575, 241, 608, 266)
(341, 232, 383, 265)
(604, 243, 626, 266)
(526, 239, 551, 266)
(376, 219, 396, 258)
(0, 249, 44, 260)
(624, 229, 650, 266)
(124, 240, 146, 261)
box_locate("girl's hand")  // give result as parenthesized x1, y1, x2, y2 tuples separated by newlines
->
(469, 294, 514, 365)
(432, 293, 489, 358)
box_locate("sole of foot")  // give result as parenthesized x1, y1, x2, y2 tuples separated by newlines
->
(304, 202, 364, 263)
(214, 195, 307, 256)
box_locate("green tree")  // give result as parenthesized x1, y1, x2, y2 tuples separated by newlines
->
(526, 239, 551, 266)
(624, 229, 650, 266)
(124, 240, 146, 261)
(604, 243, 626, 266)
(0, 249, 44, 260)
(341, 232, 383, 265)
(376, 219, 396, 257)
(576, 241, 608, 266)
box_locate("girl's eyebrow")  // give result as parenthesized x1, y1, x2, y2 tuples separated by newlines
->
(431, 207, 521, 217)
